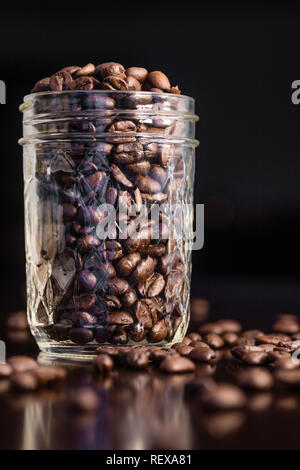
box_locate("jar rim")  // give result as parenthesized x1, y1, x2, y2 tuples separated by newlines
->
(20, 89, 195, 111)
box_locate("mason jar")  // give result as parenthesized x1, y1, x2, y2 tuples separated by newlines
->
(19, 90, 199, 357)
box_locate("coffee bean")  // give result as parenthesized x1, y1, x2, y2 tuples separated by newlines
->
(49, 71, 72, 91)
(77, 270, 97, 291)
(95, 345, 118, 357)
(6, 310, 28, 330)
(102, 75, 128, 91)
(268, 350, 290, 362)
(69, 327, 94, 344)
(74, 63, 95, 77)
(148, 320, 168, 343)
(125, 67, 148, 83)
(135, 175, 161, 193)
(8, 356, 37, 373)
(189, 347, 216, 362)
(107, 311, 133, 325)
(108, 277, 130, 295)
(176, 344, 194, 356)
(160, 355, 196, 373)
(272, 356, 299, 370)
(72, 311, 98, 327)
(33, 366, 67, 385)
(133, 256, 157, 282)
(110, 164, 134, 188)
(70, 76, 94, 90)
(95, 325, 116, 343)
(237, 367, 274, 390)
(231, 344, 267, 360)
(93, 354, 114, 373)
(223, 332, 239, 346)
(126, 349, 149, 369)
(128, 323, 147, 342)
(272, 319, 300, 334)
(110, 326, 128, 345)
(204, 333, 224, 349)
(125, 76, 142, 91)
(59, 65, 81, 75)
(11, 372, 39, 391)
(201, 384, 246, 410)
(31, 77, 50, 93)
(241, 351, 269, 365)
(94, 62, 126, 80)
(187, 332, 201, 342)
(275, 369, 300, 387)
(0, 363, 13, 378)
(117, 252, 141, 276)
(257, 334, 291, 346)
(121, 289, 138, 308)
(147, 71, 171, 91)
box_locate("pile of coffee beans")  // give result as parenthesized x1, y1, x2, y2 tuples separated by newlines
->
(31, 62, 181, 94)
(2, 311, 300, 412)
(25, 63, 193, 348)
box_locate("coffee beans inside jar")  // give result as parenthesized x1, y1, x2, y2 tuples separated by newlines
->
(20, 61, 199, 352)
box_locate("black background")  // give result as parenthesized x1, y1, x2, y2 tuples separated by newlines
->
(1, 1, 300, 323)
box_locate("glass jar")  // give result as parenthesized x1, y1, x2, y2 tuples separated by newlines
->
(19, 90, 199, 357)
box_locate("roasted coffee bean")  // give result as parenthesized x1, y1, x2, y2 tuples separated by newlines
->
(160, 355, 196, 373)
(189, 347, 216, 362)
(31, 77, 50, 93)
(121, 289, 138, 308)
(126, 349, 149, 369)
(77, 234, 100, 253)
(8, 356, 37, 373)
(223, 332, 239, 346)
(268, 349, 291, 362)
(108, 120, 136, 133)
(190, 297, 210, 323)
(0, 363, 13, 378)
(128, 323, 147, 342)
(6, 310, 28, 330)
(231, 344, 266, 360)
(125, 76, 142, 91)
(275, 369, 300, 387)
(127, 160, 151, 175)
(110, 164, 133, 187)
(71, 77, 94, 90)
(256, 334, 291, 346)
(11, 372, 39, 391)
(272, 319, 300, 334)
(77, 270, 97, 291)
(204, 333, 224, 349)
(33, 366, 67, 385)
(96, 262, 116, 278)
(135, 175, 161, 193)
(49, 71, 72, 91)
(72, 311, 98, 326)
(125, 67, 148, 83)
(93, 354, 114, 373)
(70, 386, 100, 412)
(272, 356, 299, 370)
(107, 311, 133, 325)
(201, 384, 246, 410)
(108, 277, 130, 295)
(102, 75, 128, 91)
(69, 327, 94, 344)
(176, 344, 194, 356)
(94, 62, 126, 80)
(110, 326, 128, 345)
(59, 65, 81, 75)
(134, 301, 153, 329)
(74, 63, 95, 77)
(133, 256, 157, 282)
(105, 295, 122, 309)
(117, 252, 141, 276)
(237, 367, 274, 390)
(147, 71, 171, 91)
(241, 351, 269, 365)
(148, 320, 168, 343)
(95, 326, 116, 343)
(187, 332, 202, 342)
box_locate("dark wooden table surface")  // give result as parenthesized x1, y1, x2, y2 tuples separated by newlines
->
(1, 279, 300, 450)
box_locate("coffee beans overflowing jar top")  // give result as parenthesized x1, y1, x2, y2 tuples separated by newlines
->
(31, 62, 181, 95)
(20, 60, 199, 355)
